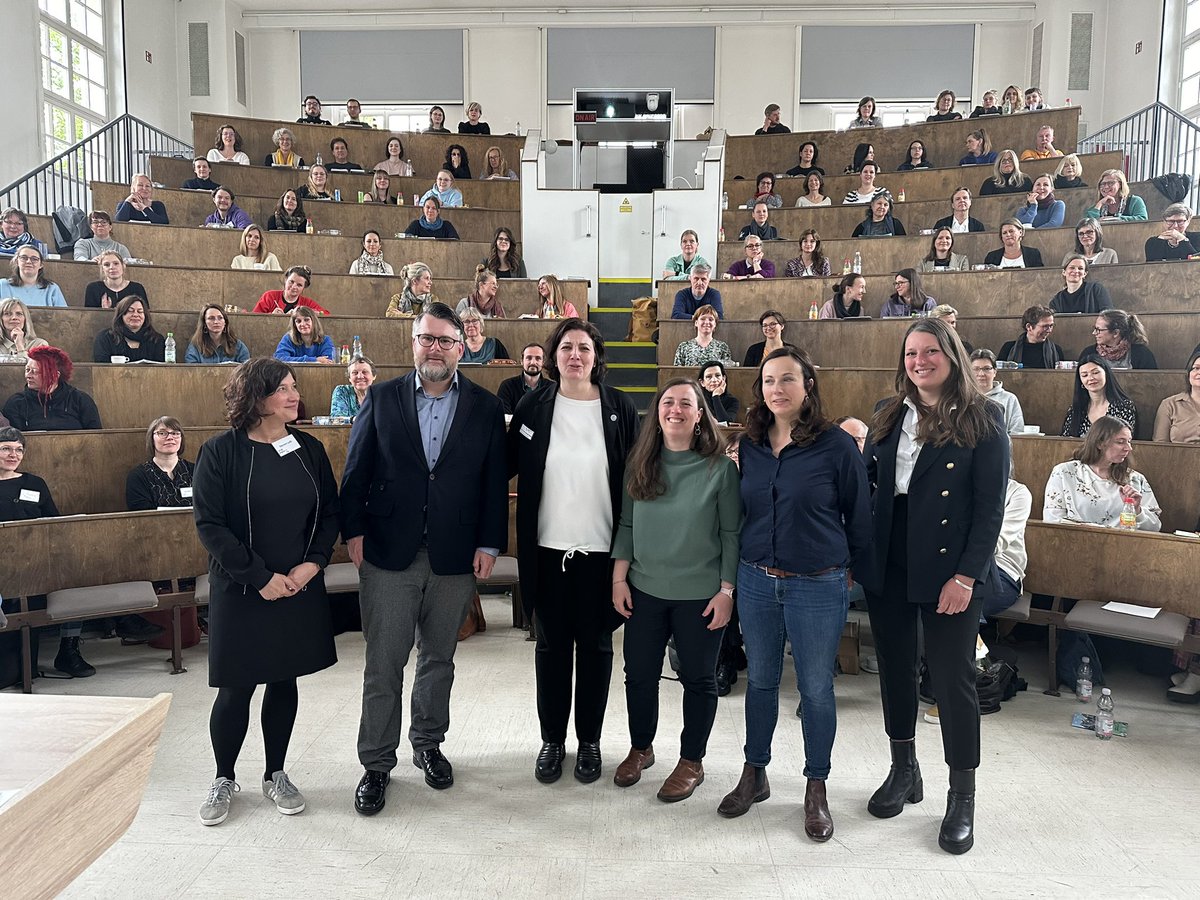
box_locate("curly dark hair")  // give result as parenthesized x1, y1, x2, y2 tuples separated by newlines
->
(542, 317, 607, 384)
(223, 358, 297, 431)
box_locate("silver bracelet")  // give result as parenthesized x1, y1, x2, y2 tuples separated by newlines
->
(953, 578, 974, 592)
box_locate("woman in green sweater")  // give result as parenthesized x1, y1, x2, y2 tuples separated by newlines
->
(611, 378, 741, 803)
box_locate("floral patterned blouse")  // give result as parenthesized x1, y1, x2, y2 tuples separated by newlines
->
(1042, 460, 1161, 531)
(673, 338, 732, 368)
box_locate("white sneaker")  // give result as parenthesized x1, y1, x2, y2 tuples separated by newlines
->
(860, 654, 879, 674)
(263, 770, 306, 815)
(924, 704, 941, 725)
(199, 777, 239, 826)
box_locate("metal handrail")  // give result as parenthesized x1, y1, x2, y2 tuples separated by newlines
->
(1079, 102, 1200, 210)
(0, 114, 192, 219)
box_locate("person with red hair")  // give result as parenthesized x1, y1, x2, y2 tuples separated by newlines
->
(2, 345, 102, 431)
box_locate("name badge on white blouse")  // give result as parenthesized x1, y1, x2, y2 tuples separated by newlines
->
(272, 434, 301, 456)
(180, 486, 194, 498)
(19, 489, 40, 503)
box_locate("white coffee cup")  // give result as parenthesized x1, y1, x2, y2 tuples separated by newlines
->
(1023, 425, 1040, 434)
(110, 355, 129, 364)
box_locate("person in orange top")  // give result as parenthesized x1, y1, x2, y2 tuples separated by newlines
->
(251, 266, 330, 315)
(1019, 125, 1063, 161)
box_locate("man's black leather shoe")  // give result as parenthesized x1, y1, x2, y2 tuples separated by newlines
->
(535, 742, 566, 783)
(574, 741, 602, 783)
(413, 747, 454, 789)
(354, 770, 390, 815)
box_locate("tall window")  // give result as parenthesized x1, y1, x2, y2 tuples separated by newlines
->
(39, 0, 108, 158)
(1182, 0, 1200, 123)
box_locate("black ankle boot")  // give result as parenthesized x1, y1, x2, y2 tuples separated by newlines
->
(939, 768, 975, 854)
(54, 637, 96, 678)
(867, 739, 923, 818)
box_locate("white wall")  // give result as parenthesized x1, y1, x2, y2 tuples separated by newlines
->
(247, 29, 300, 122)
(1102, 0, 1165, 124)
(1, 2, 44, 187)
(122, 0, 183, 137)
(175, 0, 249, 146)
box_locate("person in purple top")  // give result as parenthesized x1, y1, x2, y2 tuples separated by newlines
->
(204, 187, 253, 230)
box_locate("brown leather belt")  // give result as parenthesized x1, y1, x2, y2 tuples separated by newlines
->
(757, 564, 839, 579)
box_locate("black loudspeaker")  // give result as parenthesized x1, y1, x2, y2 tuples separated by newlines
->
(626, 147, 665, 192)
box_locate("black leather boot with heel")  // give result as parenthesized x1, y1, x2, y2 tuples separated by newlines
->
(938, 768, 976, 854)
(867, 739, 923, 818)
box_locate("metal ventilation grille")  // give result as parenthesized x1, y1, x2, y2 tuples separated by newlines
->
(1069, 14, 1093, 91)
(1031, 22, 1043, 88)
(188, 22, 210, 97)
(234, 31, 247, 106)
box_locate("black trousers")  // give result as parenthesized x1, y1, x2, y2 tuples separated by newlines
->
(534, 546, 615, 744)
(867, 497, 982, 770)
(623, 584, 724, 760)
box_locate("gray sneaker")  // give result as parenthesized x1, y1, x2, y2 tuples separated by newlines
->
(199, 777, 239, 826)
(263, 770, 306, 815)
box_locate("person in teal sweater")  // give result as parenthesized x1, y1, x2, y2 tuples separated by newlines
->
(611, 378, 741, 804)
(1083, 169, 1148, 222)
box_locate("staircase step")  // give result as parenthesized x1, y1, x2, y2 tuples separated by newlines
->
(589, 307, 633, 344)
(606, 341, 657, 364)
(614, 385, 657, 412)
(606, 363, 659, 388)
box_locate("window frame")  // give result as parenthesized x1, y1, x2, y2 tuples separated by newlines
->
(1181, 0, 1200, 123)
(37, 0, 109, 160)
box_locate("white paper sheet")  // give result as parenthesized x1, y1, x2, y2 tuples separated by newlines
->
(1101, 602, 1162, 618)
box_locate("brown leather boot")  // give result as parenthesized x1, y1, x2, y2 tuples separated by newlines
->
(472, 593, 486, 632)
(613, 746, 655, 787)
(804, 778, 834, 842)
(457, 596, 479, 641)
(657, 758, 704, 803)
(717, 763, 770, 818)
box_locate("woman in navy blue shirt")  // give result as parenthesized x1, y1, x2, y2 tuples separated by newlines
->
(717, 347, 871, 842)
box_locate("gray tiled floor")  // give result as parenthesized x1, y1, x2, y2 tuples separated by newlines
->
(21, 601, 1199, 899)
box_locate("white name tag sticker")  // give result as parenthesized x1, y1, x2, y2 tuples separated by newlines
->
(180, 486, 194, 498)
(272, 434, 301, 456)
(18, 489, 39, 503)
(519, 425, 534, 440)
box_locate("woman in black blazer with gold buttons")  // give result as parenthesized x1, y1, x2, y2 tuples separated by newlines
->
(859, 318, 1009, 856)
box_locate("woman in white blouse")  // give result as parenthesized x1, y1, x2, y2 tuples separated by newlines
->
(207, 125, 251, 166)
(795, 173, 831, 207)
(1043, 416, 1161, 531)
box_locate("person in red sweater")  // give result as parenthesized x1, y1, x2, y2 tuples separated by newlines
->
(251, 266, 330, 315)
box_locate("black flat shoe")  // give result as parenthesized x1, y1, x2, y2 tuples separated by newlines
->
(354, 770, 390, 816)
(535, 741, 566, 784)
(574, 741, 602, 783)
(413, 747, 454, 790)
(114, 614, 164, 642)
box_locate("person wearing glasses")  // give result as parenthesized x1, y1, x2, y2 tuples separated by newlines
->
(126, 416, 194, 511)
(742, 310, 794, 367)
(1065, 219, 1118, 266)
(73, 211, 130, 262)
(969, 350, 1025, 434)
(997, 305, 1067, 369)
(1083, 169, 1147, 222)
(1145, 203, 1200, 261)
(1081, 309, 1158, 370)
(1, 248, 67, 308)
(880, 270, 935, 318)
(0, 207, 48, 257)
(725, 236, 775, 279)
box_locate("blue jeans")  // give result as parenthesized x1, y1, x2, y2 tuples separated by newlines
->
(736, 561, 848, 779)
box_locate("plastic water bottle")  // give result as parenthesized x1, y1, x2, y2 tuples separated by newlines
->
(1003, 100, 1012, 115)
(852, 251, 862, 274)
(352, 335, 362, 359)
(305, 218, 314, 235)
(1119, 498, 1137, 530)
(1076, 656, 1094, 703)
(1095, 688, 1114, 739)
(809, 300, 819, 320)
(315, 151, 323, 166)
(164, 332, 175, 363)
(718, 226, 725, 242)
(721, 192, 728, 211)
(898, 187, 906, 202)
(340, 345, 351, 365)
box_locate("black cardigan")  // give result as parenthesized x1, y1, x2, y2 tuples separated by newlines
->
(983, 246, 1044, 268)
(933, 215, 986, 233)
(1050, 281, 1111, 315)
(1, 384, 102, 431)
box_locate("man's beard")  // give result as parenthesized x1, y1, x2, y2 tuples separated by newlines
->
(417, 360, 452, 383)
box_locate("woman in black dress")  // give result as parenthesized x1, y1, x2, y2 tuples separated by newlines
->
(192, 358, 340, 826)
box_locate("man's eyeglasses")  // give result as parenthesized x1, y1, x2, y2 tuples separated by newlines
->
(414, 334, 461, 350)
(1092, 326, 1112, 334)
(1164, 218, 1189, 228)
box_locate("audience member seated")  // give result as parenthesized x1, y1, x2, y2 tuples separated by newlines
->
(126, 416, 195, 510)
(345, 230, 393, 276)
(969, 91, 1002, 119)
(1045, 416, 1160, 530)
(662, 230, 707, 280)
(295, 164, 333, 202)
(1001, 85, 1024, 114)
(672, 266, 722, 319)
(297, 95, 332, 125)
(897, 140, 932, 170)
(2, 346, 101, 429)
(725, 236, 775, 279)
(785, 141, 823, 178)
(1065, 218, 1118, 266)
(204, 186, 253, 230)
(1053, 154, 1086, 190)
(375, 136, 413, 177)
(1019, 125, 1063, 161)
(699, 360, 740, 424)
(743, 309, 795, 364)
(836, 415, 869, 452)
(984, 219, 1044, 268)
(183, 157, 219, 193)
(958, 129, 996, 166)
(1153, 350, 1200, 443)
(0, 299, 48, 359)
(427, 105, 451, 134)
(421, 170, 464, 208)
(1050, 255, 1111, 315)
(444, 144, 472, 180)
(847, 97, 882, 129)
(324, 137, 363, 173)
(997, 305, 1066, 368)
(253, 266, 330, 315)
(482, 227, 527, 278)
(497, 342, 545, 413)
(673, 305, 731, 367)
(536, 274, 578, 319)
(207, 124, 250, 166)
(404, 197, 460, 240)
(929, 304, 973, 352)
(231, 224, 281, 271)
(795, 172, 830, 207)
(1024, 88, 1048, 110)
(747, 172, 782, 209)
(1145, 203, 1200, 261)
(330, 356, 377, 418)
(980, 474, 1033, 619)
(364, 170, 395, 204)
(1, 248, 67, 307)
(458, 101, 490, 135)
(784, 228, 832, 277)
(918, 227, 970, 272)
(92, 296, 164, 363)
(1061, 358, 1137, 436)
(480, 146, 517, 180)
(879, 268, 935, 317)
(843, 142, 876, 175)
(274, 307, 335, 364)
(1084, 169, 1148, 222)
(739, 201, 781, 241)
(186, 304, 250, 364)
(456, 266, 505, 318)
(933, 187, 986, 233)
(1082, 308, 1157, 369)
(842, 162, 886, 205)
(755, 103, 791, 135)
(342, 98, 372, 128)
(979, 150, 1033, 196)
(267, 189, 307, 233)
(386, 262, 436, 317)
(819, 273, 866, 319)
(265, 127, 304, 168)
(926, 90, 962, 123)
(460, 308, 511, 363)
(73, 210, 130, 261)
(1014, 174, 1065, 229)
(0, 207, 48, 257)
(970, 349, 1024, 434)
(85, 251, 148, 308)
(851, 192, 905, 237)
(115, 174, 169, 224)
